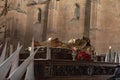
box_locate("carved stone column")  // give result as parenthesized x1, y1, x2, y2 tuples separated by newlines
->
(84, 0, 91, 38)
(90, 0, 100, 53)
(47, 0, 59, 38)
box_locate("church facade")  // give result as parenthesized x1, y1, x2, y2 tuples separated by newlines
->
(0, 0, 120, 54)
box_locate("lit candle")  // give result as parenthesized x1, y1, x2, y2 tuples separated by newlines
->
(72, 47, 77, 61)
(108, 46, 112, 62)
(109, 46, 111, 50)
(46, 37, 52, 60)
(109, 46, 111, 52)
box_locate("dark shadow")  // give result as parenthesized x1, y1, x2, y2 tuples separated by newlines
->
(38, 8, 42, 23)
(84, 0, 91, 37)
(41, 2, 50, 41)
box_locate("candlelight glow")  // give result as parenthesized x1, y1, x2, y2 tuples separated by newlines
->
(68, 39, 75, 43)
(109, 46, 111, 49)
(48, 37, 52, 41)
(28, 47, 31, 51)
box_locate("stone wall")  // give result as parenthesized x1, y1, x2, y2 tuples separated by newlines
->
(47, 0, 87, 41)
(0, 0, 120, 54)
(90, 0, 120, 54)
(0, 0, 27, 48)
(25, 2, 49, 47)
(25, 0, 87, 46)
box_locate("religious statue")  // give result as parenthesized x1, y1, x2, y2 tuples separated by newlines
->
(68, 36, 95, 61)
(67, 36, 95, 54)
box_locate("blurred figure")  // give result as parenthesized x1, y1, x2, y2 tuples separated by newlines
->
(107, 65, 120, 80)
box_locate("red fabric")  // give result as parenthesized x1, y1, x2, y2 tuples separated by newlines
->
(77, 51, 91, 61)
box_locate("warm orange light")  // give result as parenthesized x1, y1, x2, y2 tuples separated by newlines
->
(109, 46, 111, 50)
(47, 37, 52, 42)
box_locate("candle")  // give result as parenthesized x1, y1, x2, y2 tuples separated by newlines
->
(109, 46, 111, 50)
(72, 47, 77, 61)
(109, 46, 112, 52)
(46, 37, 52, 60)
(108, 46, 112, 62)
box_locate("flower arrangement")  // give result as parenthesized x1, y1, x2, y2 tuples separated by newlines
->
(77, 51, 91, 61)
(72, 47, 92, 61)
(69, 37, 95, 61)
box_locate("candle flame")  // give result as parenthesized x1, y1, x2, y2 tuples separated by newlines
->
(109, 46, 111, 49)
(48, 37, 52, 41)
